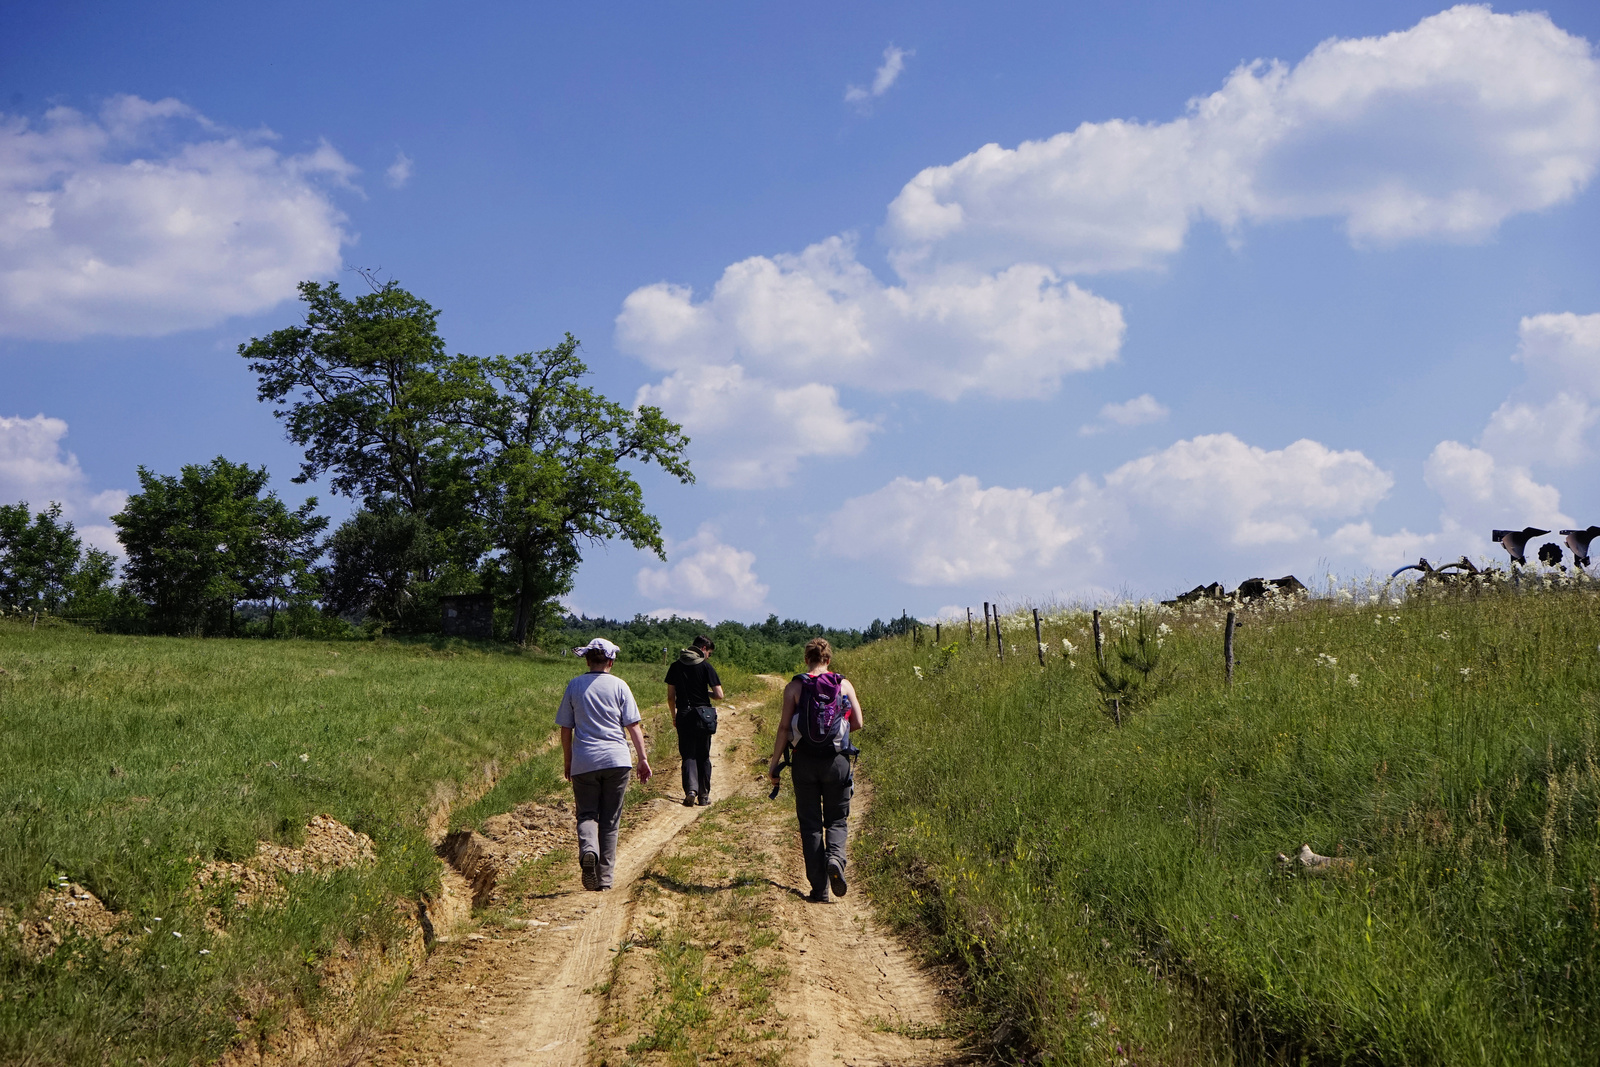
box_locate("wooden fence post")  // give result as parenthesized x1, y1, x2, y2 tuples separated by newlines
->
(983, 602, 991, 647)
(967, 607, 974, 642)
(1092, 609, 1104, 668)
(1224, 610, 1236, 685)
(995, 607, 1004, 662)
(1111, 696, 1122, 727)
(936, 622, 941, 645)
(1033, 608, 1045, 667)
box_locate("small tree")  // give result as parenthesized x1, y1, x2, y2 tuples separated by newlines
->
(319, 503, 469, 630)
(112, 458, 326, 635)
(1092, 609, 1163, 723)
(0, 502, 116, 617)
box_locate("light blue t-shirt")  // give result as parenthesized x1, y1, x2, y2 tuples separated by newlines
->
(557, 671, 642, 776)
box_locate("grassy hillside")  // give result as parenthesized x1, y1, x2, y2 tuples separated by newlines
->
(0, 622, 696, 1066)
(847, 578, 1600, 1066)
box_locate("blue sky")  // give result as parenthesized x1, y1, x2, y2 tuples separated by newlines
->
(4, 2, 1600, 626)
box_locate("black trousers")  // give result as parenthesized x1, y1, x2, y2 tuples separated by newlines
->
(675, 709, 713, 798)
(791, 749, 853, 895)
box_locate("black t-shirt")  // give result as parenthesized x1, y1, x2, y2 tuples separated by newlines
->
(664, 658, 721, 710)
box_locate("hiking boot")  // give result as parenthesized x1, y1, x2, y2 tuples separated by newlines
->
(580, 850, 601, 892)
(682, 795, 696, 807)
(696, 794, 711, 806)
(806, 887, 831, 904)
(827, 860, 848, 898)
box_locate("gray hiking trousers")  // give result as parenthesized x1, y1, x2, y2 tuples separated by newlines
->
(571, 765, 630, 888)
(791, 749, 853, 896)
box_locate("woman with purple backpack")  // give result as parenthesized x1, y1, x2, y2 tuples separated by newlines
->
(767, 638, 864, 903)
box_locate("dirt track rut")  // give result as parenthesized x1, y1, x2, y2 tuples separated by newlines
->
(360, 690, 958, 1067)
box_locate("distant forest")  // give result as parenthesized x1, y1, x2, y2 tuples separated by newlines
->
(558, 613, 917, 673)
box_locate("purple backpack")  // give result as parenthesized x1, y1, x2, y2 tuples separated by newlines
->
(795, 671, 848, 753)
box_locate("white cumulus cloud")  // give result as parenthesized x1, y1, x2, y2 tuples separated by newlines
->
(0, 414, 127, 553)
(1104, 433, 1394, 546)
(885, 5, 1600, 275)
(634, 364, 875, 489)
(636, 525, 770, 616)
(1080, 393, 1170, 435)
(817, 474, 1100, 586)
(1424, 440, 1570, 534)
(1479, 312, 1600, 469)
(846, 45, 912, 104)
(819, 432, 1393, 588)
(619, 235, 1125, 403)
(0, 95, 355, 339)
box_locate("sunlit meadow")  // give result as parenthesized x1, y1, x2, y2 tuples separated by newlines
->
(848, 570, 1600, 1065)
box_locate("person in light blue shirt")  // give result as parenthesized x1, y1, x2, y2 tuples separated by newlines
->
(557, 638, 652, 890)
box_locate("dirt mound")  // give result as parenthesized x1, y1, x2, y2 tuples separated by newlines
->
(437, 800, 571, 910)
(10, 881, 124, 961)
(193, 814, 378, 922)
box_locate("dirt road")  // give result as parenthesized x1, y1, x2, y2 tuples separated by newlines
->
(359, 689, 958, 1067)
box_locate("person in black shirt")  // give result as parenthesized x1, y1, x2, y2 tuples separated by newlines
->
(664, 634, 723, 806)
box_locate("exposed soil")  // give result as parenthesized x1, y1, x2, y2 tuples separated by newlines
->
(355, 689, 964, 1067)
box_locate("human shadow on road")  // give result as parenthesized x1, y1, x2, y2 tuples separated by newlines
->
(638, 869, 807, 900)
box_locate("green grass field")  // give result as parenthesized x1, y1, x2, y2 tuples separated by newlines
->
(0, 622, 723, 1066)
(848, 578, 1600, 1066)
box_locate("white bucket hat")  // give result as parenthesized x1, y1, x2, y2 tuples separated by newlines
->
(572, 637, 621, 660)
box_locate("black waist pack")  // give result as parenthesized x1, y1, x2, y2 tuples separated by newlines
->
(682, 705, 717, 734)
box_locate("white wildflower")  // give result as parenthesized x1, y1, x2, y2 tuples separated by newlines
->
(299, 753, 309, 762)
(199, 948, 210, 955)
(1438, 632, 1449, 640)
(1316, 653, 1338, 668)
(913, 666, 923, 680)
(1459, 667, 1471, 677)
(1389, 615, 1400, 623)
(1061, 638, 1077, 655)
(1348, 674, 1360, 687)
(1156, 623, 1172, 637)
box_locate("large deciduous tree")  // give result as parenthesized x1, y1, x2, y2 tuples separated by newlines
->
(454, 336, 693, 643)
(239, 279, 480, 621)
(112, 458, 327, 635)
(243, 279, 692, 642)
(0, 502, 116, 617)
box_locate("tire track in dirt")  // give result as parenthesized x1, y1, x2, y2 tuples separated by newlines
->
(360, 683, 961, 1067)
(773, 778, 954, 1067)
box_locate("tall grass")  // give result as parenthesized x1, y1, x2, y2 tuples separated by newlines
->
(850, 578, 1600, 1065)
(0, 621, 676, 1065)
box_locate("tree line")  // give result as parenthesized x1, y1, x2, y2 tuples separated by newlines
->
(2, 278, 695, 644)
(559, 613, 883, 673)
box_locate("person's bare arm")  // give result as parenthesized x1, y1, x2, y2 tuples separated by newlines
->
(625, 722, 653, 782)
(665, 683, 677, 711)
(711, 684, 725, 700)
(560, 726, 574, 781)
(842, 678, 864, 731)
(768, 681, 798, 779)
